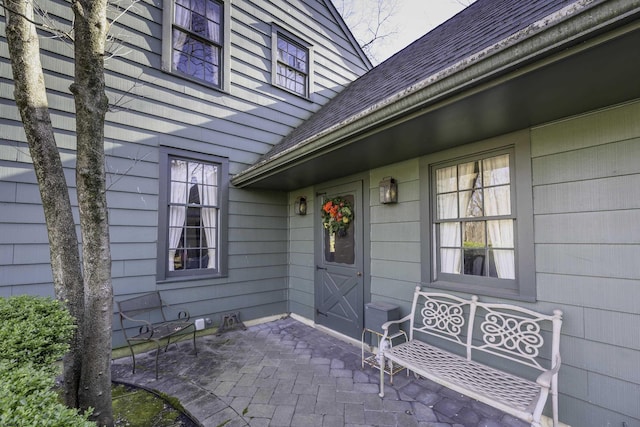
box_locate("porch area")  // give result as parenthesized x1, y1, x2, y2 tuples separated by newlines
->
(111, 317, 531, 427)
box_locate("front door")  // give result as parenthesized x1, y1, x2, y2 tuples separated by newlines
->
(314, 181, 364, 339)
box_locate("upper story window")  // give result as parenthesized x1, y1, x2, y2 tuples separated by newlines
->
(157, 148, 228, 281)
(420, 132, 535, 301)
(272, 25, 313, 98)
(163, 0, 230, 90)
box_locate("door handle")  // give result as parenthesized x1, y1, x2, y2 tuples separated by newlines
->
(357, 272, 362, 277)
(316, 309, 328, 317)
(316, 265, 327, 270)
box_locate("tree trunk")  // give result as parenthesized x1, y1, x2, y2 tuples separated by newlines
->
(70, 0, 113, 426)
(4, 0, 85, 410)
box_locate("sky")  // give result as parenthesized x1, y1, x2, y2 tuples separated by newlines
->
(335, 0, 475, 64)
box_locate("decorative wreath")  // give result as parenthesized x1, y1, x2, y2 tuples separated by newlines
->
(321, 197, 353, 235)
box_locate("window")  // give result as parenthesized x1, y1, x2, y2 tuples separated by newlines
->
(420, 132, 535, 301)
(272, 26, 313, 97)
(434, 152, 515, 279)
(157, 148, 228, 280)
(163, 0, 230, 89)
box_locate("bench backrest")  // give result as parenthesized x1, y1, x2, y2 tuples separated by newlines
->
(117, 291, 167, 322)
(408, 286, 563, 372)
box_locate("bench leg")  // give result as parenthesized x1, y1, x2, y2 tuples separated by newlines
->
(127, 342, 137, 375)
(154, 342, 161, 380)
(378, 353, 385, 398)
(192, 329, 197, 355)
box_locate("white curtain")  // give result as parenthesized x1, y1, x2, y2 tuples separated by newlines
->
(207, 1, 221, 43)
(437, 166, 459, 274)
(437, 163, 474, 275)
(483, 155, 515, 279)
(172, 0, 191, 70)
(168, 161, 188, 271)
(199, 164, 218, 269)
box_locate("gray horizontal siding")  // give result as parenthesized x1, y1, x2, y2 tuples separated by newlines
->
(1, 0, 368, 338)
(531, 100, 640, 425)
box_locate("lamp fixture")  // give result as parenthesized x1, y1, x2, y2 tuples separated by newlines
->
(379, 176, 398, 204)
(294, 196, 307, 215)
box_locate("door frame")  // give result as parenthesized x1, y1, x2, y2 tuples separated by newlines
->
(313, 173, 371, 337)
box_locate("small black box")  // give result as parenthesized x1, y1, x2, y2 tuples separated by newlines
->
(365, 302, 400, 335)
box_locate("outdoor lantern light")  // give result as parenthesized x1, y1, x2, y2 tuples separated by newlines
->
(379, 176, 398, 204)
(294, 196, 307, 215)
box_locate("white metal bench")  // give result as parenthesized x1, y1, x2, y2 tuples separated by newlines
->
(377, 286, 563, 427)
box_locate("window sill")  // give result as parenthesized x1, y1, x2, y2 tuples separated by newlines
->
(157, 271, 228, 285)
(427, 279, 536, 303)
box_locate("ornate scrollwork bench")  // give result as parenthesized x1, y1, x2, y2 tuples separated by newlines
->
(377, 286, 563, 427)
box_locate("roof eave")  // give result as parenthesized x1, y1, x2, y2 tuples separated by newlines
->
(231, 0, 640, 189)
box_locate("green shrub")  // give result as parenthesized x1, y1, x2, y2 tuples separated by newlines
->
(0, 295, 76, 370)
(0, 296, 95, 427)
(0, 362, 95, 427)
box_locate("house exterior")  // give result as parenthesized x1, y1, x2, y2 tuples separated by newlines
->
(231, 1, 640, 426)
(2, 0, 640, 426)
(0, 2, 369, 344)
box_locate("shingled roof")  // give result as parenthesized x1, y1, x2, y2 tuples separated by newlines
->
(232, 0, 640, 189)
(257, 0, 574, 162)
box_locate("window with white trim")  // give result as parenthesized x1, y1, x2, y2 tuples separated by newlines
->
(272, 26, 313, 98)
(157, 148, 228, 280)
(421, 133, 535, 301)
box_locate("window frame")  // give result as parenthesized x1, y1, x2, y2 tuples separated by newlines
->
(419, 131, 536, 301)
(157, 147, 229, 282)
(271, 24, 314, 99)
(162, 0, 231, 91)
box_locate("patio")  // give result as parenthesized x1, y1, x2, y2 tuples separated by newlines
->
(110, 317, 530, 427)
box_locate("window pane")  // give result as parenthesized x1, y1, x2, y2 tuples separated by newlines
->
(487, 219, 514, 248)
(489, 249, 515, 279)
(460, 189, 483, 218)
(485, 185, 511, 216)
(463, 248, 485, 276)
(437, 193, 458, 219)
(458, 161, 477, 190)
(483, 154, 510, 186)
(440, 249, 461, 274)
(440, 222, 460, 247)
(463, 221, 485, 248)
(323, 195, 355, 265)
(436, 166, 457, 193)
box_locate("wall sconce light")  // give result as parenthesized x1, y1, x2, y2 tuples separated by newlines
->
(294, 196, 307, 215)
(379, 177, 398, 204)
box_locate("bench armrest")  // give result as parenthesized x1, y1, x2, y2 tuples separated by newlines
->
(119, 312, 154, 339)
(163, 303, 191, 321)
(380, 314, 412, 342)
(536, 354, 561, 388)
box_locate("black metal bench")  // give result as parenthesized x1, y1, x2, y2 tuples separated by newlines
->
(117, 291, 197, 379)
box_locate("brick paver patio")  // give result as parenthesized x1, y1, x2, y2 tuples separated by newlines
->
(111, 317, 530, 427)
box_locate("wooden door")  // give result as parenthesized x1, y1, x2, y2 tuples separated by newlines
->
(315, 181, 364, 339)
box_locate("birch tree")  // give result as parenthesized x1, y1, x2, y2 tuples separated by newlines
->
(3, 0, 113, 425)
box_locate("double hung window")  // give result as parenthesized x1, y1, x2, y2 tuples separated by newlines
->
(158, 148, 228, 280)
(434, 152, 515, 280)
(272, 26, 313, 98)
(422, 133, 535, 300)
(276, 35, 308, 96)
(164, 0, 229, 89)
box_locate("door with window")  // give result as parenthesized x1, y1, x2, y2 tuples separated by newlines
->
(314, 181, 364, 339)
